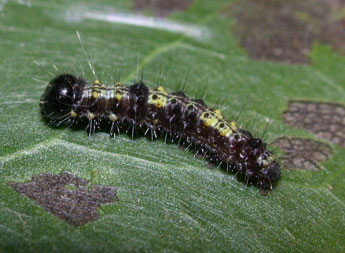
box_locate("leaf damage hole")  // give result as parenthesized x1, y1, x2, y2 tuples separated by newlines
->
(283, 101, 345, 147)
(272, 137, 332, 171)
(9, 172, 118, 227)
(225, 0, 345, 64)
(134, 0, 192, 17)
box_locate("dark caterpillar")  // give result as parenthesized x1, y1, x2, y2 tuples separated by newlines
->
(40, 74, 280, 193)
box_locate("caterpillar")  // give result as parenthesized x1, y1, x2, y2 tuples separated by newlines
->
(40, 74, 280, 193)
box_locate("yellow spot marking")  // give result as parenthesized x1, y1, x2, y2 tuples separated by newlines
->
(91, 80, 103, 99)
(220, 129, 230, 136)
(87, 112, 95, 120)
(215, 122, 232, 136)
(153, 119, 159, 124)
(115, 92, 123, 101)
(157, 86, 168, 95)
(92, 91, 100, 99)
(71, 110, 77, 118)
(205, 117, 218, 127)
(109, 113, 118, 121)
(94, 80, 101, 85)
(225, 131, 233, 138)
(200, 110, 236, 136)
(200, 111, 218, 127)
(214, 109, 223, 119)
(148, 92, 167, 109)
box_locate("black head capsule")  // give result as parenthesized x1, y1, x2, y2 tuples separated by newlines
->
(40, 74, 86, 124)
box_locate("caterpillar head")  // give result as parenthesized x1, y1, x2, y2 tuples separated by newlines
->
(256, 156, 280, 192)
(240, 138, 280, 191)
(40, 74, 86, 124)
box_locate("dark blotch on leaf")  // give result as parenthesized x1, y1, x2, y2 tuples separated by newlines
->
(283, 101, 345, 147)
(9, 172, 118, 227)
(272, 137, 332, 171)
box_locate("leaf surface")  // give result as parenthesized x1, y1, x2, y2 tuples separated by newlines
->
(0, 0, 344, 252)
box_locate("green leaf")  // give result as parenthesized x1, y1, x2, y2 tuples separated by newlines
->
(1, 0, 344, 252)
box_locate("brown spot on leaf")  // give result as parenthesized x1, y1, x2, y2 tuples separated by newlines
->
(10, 172, 118, 226)
(225, 0, 345, 64)
(133, 0, 192, 17)
(283, 101, 345, 147)
(272, 137, 332, 171)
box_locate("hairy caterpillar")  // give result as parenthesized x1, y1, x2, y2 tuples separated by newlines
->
(40, 74, 280, 192)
